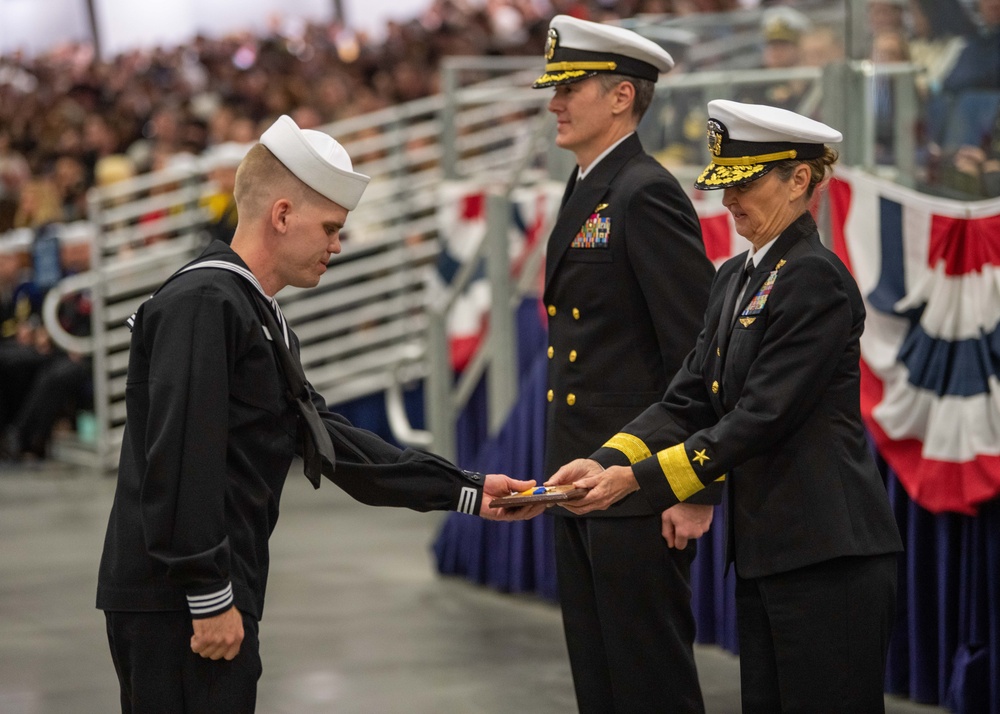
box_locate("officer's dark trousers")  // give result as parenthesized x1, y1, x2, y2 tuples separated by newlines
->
(555, 513, 705, 714)
(736, 553, 898, 714)
(105, 610, 262, 714)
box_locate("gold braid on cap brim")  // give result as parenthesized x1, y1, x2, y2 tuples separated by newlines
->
(533, 69, 594, 87)
(541, 69, 589, 83)
(534, 60, 620, 87)
(695, 162, 772, 189)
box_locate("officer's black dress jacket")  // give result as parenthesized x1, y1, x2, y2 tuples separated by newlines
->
(591, 212, 902, 576)
(97, 241, 484, 620)
(543, 133, 718, 517)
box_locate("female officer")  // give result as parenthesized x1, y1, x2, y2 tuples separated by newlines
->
(547, 100, 903, 713)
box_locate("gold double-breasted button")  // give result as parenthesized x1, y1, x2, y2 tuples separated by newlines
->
(547, 389, 554, 402)
(566, 393, 576, 406)
(711, 381, 719, 394)
(548, 305, 557, 317)
(572, 308, 580, 320)
(716, 347, 721, 357)
(569, 350, 577, 362)
(547, 346, 554, 359)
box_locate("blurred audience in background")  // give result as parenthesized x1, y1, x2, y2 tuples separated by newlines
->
(0, 224, 92, 464)
(867, 0, 907, 37)
(2, 0, 1000, 463)
(799, 24, 844, 68)
(201, 141, 251, 244)
(921, 0, 1000, 196)
(739, 6, 812, 109)
(871, 26, 910, 164)
(6, 0, 997, 211)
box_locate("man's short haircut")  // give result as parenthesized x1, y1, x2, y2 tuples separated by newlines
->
(596, 74, 656, 121)
(234, 144, 317, 220)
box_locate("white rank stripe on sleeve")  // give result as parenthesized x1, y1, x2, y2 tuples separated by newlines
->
(187, 582, 234, 616)
(457, 486, 478, 515)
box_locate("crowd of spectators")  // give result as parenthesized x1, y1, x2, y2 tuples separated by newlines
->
(0, 224, 92, 463)
(649, 0, 1000, 197)
(0, 0, 834, 241)
(0, 0, 793, 462)
(0, 0, 756, 237)
(865, 0, 1000, 197)
(2, 0, 997, 233)
(0, 0, 997, 462)
(0, 0, 550, 463)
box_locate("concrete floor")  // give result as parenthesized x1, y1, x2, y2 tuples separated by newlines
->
(0, 461, 947, 714)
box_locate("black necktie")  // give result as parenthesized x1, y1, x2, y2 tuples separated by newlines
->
(256, 295, 336, 489)
(569, 176, 582, 200)
(732, 260, 755, 323)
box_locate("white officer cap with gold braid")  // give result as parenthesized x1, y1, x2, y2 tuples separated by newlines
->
(532, 15, 674, 89)
(695, 100, 842, 190)
(259, 115, 370, 211)
(762, 6, 811, 44)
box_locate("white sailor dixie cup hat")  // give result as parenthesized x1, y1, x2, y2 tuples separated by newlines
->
(695, 100, 843, 190)
(259, 115, 370, 210)
(532, 15, 674, 89)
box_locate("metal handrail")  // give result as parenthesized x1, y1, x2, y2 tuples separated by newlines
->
(41, 271, 96, 354)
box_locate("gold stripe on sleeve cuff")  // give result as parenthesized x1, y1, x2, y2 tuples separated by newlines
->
(656, 444, 706, 501)
(602, 433, 652, 464)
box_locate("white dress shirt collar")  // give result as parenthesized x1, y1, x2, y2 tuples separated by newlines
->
(747, 235, 778, 269)
(576, 133, 634, 182)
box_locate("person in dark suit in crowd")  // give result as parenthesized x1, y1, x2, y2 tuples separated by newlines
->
(941, 0, 1000, 94)
(739, 6, 811, 112)
(532, 15, 717, 714)
(548, 100, 904, 714)
(96, 114, 544, 714)
(0, 228, 91, 462)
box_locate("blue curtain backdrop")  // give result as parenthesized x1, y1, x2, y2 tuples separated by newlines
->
(425, 300, 1000, 714)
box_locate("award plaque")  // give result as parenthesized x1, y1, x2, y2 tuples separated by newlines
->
(489, 484, 588, 508)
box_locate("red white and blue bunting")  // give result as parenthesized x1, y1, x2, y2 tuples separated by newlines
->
(830, 167, 1000, 515)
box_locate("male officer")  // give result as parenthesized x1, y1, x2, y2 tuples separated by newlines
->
(96, 115, 543, 713)
(533, 16, 718, 714)
(739, 6, 812, 111)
